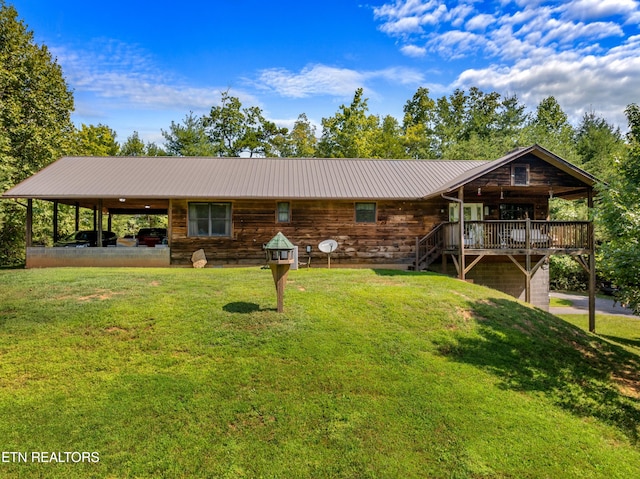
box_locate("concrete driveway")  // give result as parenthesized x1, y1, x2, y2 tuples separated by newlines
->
(549, 292, 639, 318)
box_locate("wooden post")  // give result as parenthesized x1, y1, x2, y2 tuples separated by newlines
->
(53, 200, 59, 243)
(97, 200, 103, 247)
(525, 217, 531, 303)
(415, 236, 419, 271)
(588, 190, 596, 332)
(75, 202, 80, 231)
(270, 263, 290, 313)
(458, 187, 466, 280)
(26, 199, 33, 247)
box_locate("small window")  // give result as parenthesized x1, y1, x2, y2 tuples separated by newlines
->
(355, 202, 376, 223)
(188, 202, 232, 237)
(512, 164, 529, 186)
(277, 202, 290, 223)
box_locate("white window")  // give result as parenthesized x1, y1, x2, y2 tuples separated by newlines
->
(188, 202, 232, 237)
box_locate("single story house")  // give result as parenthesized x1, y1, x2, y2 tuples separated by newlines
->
(2, 144, 598, 328)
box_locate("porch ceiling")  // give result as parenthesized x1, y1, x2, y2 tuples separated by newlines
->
(54, 197, 170, 214)
(463, 184, 591, 200)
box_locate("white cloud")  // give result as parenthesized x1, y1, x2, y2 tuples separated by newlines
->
(255, 65, 366, 98)
(374, 0, 448, 35)
(401, 44, 428, 57)
(51, 39, 257, 113)
(373, 0, 640, 128)
(454, 36, 640, 127)
(254, 64, 425, 98)
(374, 0, 637, 61)
(465, 13, 497, 31)
(562, 0, 639, 21)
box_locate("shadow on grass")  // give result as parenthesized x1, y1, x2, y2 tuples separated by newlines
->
(436, 298, 640, 443)
(223, 302, 275, 314)
(373, 268, 432, 277)
(600, 334, 640, 352)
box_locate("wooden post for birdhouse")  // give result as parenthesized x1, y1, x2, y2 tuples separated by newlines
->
(264, 232, 295, 313)
(271, 263, 288, 313)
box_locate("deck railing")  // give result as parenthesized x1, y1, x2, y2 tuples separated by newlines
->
(442, 220, 591, 251)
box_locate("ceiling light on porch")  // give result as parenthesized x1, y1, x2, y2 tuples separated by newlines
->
(477, 187, 481, 196)
(145, 205, 151, 209)
(119, 198, 126, 203)
(500, 188, 504, 200)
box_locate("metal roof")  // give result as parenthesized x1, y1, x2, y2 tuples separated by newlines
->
(2, 145, 597, 202)
(2, 156, 488, 201)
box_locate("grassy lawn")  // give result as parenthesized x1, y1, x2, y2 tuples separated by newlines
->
(560, 314, 640, 357)
(0, 267, 639, 478)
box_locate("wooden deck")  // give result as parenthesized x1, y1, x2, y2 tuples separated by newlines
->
(415, 219, 593, 271)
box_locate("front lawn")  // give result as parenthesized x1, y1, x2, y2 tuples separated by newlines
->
(0, 268, 638, 478)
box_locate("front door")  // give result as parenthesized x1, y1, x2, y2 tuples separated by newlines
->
(449, 203, 484, 247)
(449, 203, 484, 222)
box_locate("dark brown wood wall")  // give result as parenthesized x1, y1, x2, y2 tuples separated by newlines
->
(169, 199, 446, 266)
(466, 154, 586, 189)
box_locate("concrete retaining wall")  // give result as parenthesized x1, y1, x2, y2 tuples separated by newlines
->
(26, 247, 171, 268)
(440, 256, 550, 311)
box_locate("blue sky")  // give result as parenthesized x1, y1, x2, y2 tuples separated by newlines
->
(15, 0, 640, 146)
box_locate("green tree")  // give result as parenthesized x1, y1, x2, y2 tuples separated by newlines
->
(374, 115, 407, 159)
(598, 104, 640, 313)
(162, 112, 214, 156)
(119, 131, 166, 156)
(203, 91, 246, 157)
(497, 94, 529, 149)
(73, 124, 119, 156)
(521, 96, 577, 162)
(119, 131, 146, 156)
(0, 2, 74, 264)
(432, 88, 528, 160)
(203, 91, 287, 157)
(402, 87, 436, 159)
(433, 89, 467, 157)
(316, 88, 382, 158)
(285, 113, 317, 158)
(239, 106, 288, 158)
(144, 142, 167, 157)
(575, 110, 624, 182)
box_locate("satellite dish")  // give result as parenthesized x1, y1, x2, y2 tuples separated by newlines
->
(318, 239, 338, 268)
(318, 239, 338, 253)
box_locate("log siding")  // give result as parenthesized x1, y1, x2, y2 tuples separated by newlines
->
(169, 198, 445, 266)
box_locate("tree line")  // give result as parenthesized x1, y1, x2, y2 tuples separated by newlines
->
(1, 2, 639, 311)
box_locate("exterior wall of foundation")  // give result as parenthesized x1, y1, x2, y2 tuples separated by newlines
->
(440, 256, 550, 311)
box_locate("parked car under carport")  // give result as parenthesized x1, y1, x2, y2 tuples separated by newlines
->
(54, 230, 117, 247)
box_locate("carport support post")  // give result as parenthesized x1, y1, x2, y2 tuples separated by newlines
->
(75, 202, 80, 231)
(53, 200, 59, 243)
(25, 199, 32, 247)
(97, 200, 103, 247)
(458, 187, 465, 281)
(588, 190, 596, 333)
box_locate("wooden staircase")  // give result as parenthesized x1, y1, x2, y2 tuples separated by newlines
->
(410, 224, 444, 271)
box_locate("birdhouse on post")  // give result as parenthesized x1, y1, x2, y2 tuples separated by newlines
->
(264, 232, 295, 313)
